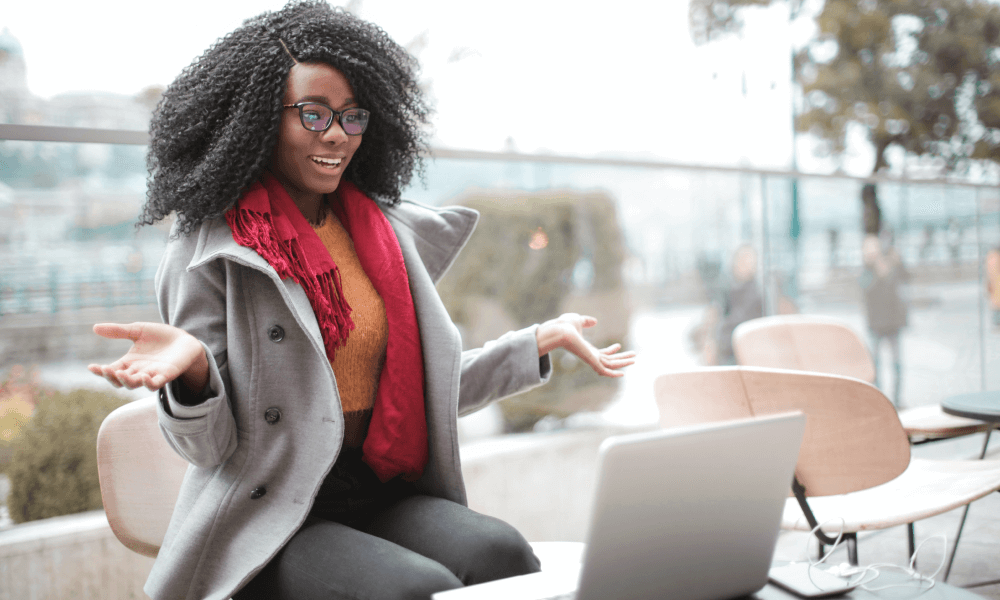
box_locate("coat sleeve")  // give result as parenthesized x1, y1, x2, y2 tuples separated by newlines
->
(153, 230, 238, 469)
(457, 324, 552, 416)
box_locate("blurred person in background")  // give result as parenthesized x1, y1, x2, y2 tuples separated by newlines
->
(710, 244, 763, 365)
(946, 218, 964, 266)
(827, 227, 839, 269)
(86, 3, 634, 599)
(919, 224, 935, 263)
(860, 231, 908, 406)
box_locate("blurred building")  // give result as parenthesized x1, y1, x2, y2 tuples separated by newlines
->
(0, 27, 30, 124)
(0, 27, 155, 130)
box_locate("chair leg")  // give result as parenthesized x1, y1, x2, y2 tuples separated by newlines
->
(977, 429, 992, 460)
(792, 477, 845, 560)
(941, 429, 993, 581)
(846, 533, 858, 566)
(944, 504, 972, 582)
(907, 523, 916, 569)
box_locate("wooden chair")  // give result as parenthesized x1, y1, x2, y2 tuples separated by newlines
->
(96, 396, 187, 557)
(654, 366, 1000, 569)
(731, 314, 993, 445)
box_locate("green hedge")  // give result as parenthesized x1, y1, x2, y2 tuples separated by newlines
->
(438, 189, 630, 432)
(5, 388, 128, 524)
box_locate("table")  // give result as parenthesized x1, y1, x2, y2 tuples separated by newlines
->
(941, 390, 999, 461)
(755, 560, 987, 600)
(941, 390, 1000, 424)
(433, 569, 986, 600)
(756, 566, 986, 600)
(433, 549, 988, 600)
(937, 390, 1000, 582)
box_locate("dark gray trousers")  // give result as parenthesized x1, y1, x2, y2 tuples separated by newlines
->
(234, 494, 541, 600)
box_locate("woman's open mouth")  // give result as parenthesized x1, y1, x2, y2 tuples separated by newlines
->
(311, 156, 343, 169)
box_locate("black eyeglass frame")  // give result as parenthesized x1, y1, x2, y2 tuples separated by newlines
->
(282, 102, 370, 135)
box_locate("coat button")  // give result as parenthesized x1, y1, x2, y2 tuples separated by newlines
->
(250, 486, 266, 500)
(268, 325, 284, 342)
(264, 407, 281, 424)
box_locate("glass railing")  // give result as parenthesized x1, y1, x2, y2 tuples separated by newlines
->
(1, 123, 998, 434)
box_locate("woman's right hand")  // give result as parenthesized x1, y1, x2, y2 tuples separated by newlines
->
(88, 322, 208, 392)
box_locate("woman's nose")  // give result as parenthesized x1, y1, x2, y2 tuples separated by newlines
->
(320, 118, 350, 143)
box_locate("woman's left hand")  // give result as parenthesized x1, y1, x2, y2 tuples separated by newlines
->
(535, 313, 636, 377)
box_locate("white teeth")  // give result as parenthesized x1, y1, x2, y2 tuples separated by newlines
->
(311, 156, 342, 167)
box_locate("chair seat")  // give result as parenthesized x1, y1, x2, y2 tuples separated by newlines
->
(97, 397, 189, 557)
(898, 405, 992, 443)
(782, 457, 1000, 532)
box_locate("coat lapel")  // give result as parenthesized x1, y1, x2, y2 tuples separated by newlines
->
(187, 218, 323, 345)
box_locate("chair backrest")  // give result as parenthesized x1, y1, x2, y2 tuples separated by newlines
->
(654, 367, 910, 497)
(731, 315, 876, 384)
(96, 396, 188, 557)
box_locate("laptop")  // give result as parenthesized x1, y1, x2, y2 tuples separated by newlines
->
(433, 411, 806, 600)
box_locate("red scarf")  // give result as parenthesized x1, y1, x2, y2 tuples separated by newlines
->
(226, 174, 427, 482)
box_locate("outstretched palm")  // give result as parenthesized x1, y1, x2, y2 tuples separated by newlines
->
(88, 322, 207, 391)
(537, 313, 636, 378)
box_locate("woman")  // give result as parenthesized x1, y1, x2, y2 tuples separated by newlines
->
(860, 232, 908, 406)
(87, 3, 634, 599)
(713, 244, 763, 365)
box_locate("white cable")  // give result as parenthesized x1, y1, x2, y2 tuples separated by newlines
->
(861, 534, 948, 592)
(796, 520, 948, 592)
(801, 519, 869, 591)
(803, 518, 846, 567)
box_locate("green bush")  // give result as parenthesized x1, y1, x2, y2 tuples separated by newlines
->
(5, 388, 128, 524)
(438, 188, 630, 432)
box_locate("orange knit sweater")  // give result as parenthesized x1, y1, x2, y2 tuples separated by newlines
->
(312, 207, 388, 448)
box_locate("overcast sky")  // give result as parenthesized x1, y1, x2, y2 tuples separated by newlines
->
(3, 0, 850, 172)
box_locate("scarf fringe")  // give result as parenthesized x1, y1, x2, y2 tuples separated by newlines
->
(226, 206, 355, 358)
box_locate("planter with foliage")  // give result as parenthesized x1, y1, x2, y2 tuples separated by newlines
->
(437, 188, 631, 432)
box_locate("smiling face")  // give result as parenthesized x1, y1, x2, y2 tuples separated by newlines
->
(269, 62, 363, 217)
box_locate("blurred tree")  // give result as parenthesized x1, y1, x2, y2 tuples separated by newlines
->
(5, 388, 127, 524)
(690, 0, 1000, 233)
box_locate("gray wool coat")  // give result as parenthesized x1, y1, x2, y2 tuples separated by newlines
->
(145, 199, 552, 600)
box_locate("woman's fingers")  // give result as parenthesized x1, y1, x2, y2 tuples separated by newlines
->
(600, 351, 635, 365)
(118, 369, 147, 390)
(148, 373, 168, 390)
(90, 359, 146, 389)
(601, 357, 636, 370)
(93, 322, 137, 340)
(593, 361, 626, 377)
(98, 364, 125, 388)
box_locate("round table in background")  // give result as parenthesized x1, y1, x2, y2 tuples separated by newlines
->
(941, 390, 1000, 425)
(937, 390, 1000, 584)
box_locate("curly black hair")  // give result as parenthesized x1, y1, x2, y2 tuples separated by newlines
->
(139, 0, 430, 235)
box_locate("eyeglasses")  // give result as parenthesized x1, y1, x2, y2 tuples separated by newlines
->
(283, 102, 370, 136)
